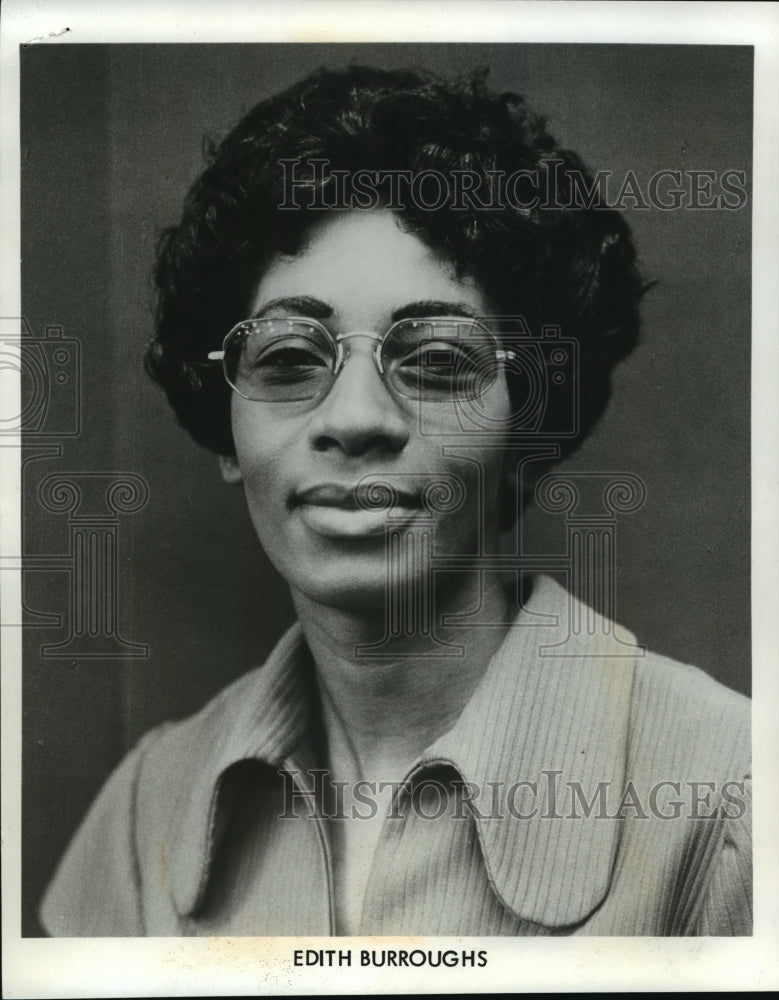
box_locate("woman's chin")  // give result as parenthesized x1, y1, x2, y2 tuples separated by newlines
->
(286, 561, 433, 616)
(292, 575, 395, 614)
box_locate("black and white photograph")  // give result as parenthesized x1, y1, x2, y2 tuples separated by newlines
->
(2, 1, 778, 996)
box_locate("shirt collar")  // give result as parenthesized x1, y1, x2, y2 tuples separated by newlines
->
(169, 575, 637, 928)
(168, 622, 314, 916)
(422, 574, 637, 927)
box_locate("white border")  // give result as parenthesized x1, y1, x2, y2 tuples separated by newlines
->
(2, 1, 778, 996)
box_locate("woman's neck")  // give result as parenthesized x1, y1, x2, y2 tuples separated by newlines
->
(291, 571, 513, 788)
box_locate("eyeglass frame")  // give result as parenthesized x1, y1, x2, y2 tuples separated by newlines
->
(206, 314, 517, 403)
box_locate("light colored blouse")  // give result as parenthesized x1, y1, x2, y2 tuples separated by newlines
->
(41, 575, 751, 936)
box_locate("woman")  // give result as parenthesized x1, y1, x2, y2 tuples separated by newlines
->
(40, 65, 751, 936)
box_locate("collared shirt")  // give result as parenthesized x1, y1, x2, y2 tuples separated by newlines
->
(40, 576, 751, 936)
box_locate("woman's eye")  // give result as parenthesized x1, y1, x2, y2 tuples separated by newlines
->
(400, 342, 470, 375)
(258, 346, 329, 369)
(239, 338, 333, 389)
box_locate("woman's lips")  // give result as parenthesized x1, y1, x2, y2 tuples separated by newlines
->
(292, 483, 424, 537)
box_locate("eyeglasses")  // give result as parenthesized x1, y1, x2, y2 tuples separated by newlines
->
(207, 316, 516, 403)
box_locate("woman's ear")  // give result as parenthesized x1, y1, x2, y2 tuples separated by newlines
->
(218, 454, 244, 485)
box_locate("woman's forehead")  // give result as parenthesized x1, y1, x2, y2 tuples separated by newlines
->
(249, 209, 490, 326)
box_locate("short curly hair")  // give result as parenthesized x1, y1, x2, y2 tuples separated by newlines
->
(146, 64, 643, 481)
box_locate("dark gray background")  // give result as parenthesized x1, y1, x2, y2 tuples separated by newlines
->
(20, 43, 752, 935)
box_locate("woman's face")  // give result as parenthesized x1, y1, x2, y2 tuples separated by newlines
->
(220, 210, 512, 611)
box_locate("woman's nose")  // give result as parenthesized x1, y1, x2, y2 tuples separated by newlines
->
(306, 346, 410, 456)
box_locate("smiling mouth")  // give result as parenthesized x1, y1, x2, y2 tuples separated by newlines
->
(292, 483, 425, 537)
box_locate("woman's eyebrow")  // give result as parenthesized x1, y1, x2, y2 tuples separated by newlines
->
(251, 296, 333, 319)
(390, 301, 480, 322)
